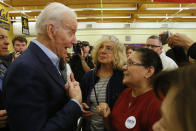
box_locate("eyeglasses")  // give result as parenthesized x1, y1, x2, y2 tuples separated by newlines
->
(99, 45, 113, 54)
(125, 61, 144, 67)
(146, 44, 161, 48)
(0, 35, 8, 40)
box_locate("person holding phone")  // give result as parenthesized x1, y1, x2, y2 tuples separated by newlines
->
(4, 35, 27, 64)
(159, 32, 189, 67)
(146, 35, 178, 71)
(70, 41, 94, 84)
(167, 33, 196, 63)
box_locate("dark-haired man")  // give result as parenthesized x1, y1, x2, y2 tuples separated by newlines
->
(6, 35, 27, 64)
(70, 41, 94, 84)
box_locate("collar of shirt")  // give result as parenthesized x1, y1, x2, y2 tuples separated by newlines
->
(160, 49, 166, 57)
(32, 39, 60, 72)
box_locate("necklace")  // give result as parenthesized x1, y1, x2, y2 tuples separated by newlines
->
(93, 77, 110, 105)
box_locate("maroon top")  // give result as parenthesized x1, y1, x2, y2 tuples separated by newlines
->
(110, 88, 161, 131)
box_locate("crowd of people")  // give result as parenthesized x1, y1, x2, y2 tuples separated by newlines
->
(0, 2, 196, 131)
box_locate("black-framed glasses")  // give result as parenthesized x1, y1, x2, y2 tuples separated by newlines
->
(146, 44, 161, 48)
(126, 61, 144, 67)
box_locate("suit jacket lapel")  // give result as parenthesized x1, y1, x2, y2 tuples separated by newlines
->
(28, 42, 65, 88)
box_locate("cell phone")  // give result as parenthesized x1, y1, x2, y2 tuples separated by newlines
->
(160, 31, 170, 45)
(16, 51, 23, 54)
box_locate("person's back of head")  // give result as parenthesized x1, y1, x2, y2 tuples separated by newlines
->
(135, 48, 163, 76)
(187, 43, 196, 63)
(166, 46, 189, 66)
(152, 64, 196, 131)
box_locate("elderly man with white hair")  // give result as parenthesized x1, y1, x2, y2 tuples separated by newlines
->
(3, 2, 82, 131)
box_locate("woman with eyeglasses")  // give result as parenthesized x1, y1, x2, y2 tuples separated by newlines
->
(80, 35, 127, 131)
(97, 48, 163, 131)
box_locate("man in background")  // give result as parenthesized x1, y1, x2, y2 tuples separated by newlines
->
(5, 35, 27, 64)
(70, 41, 94, 84)
(3, 2, 82, 131)
(0, 27, 9, 131)
(146, 35, 178, 71)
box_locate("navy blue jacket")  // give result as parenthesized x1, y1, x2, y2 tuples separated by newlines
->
(80, 68, 127, 131)
(3, 42, 82, 131)
(0, 59, 9, 131)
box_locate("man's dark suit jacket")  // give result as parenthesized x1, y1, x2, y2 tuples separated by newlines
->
(0, 59, 9, 131)
(0, 90, 9, 131)
(3, 42, 82, 131)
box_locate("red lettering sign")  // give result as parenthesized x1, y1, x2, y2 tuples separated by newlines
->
(154, 0, 196, 3)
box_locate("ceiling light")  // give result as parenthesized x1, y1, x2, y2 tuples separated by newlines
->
(9, 9, 42, 13)
(8, 7, 137, 14)
(146, 7, 196, 10)
(138, 16, 196, 18)
(77, 16, 131, 19)
(28, 18, 36, 21)
(73, 7, 137, 11)
(139, 16, 174, 18)
(11, 16, 131, 21)
(10, 19, 21, 22)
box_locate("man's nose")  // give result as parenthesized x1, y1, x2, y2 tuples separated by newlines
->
(4, 39, 9, 45)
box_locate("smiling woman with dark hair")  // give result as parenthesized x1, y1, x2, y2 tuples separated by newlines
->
(97, 48, 163, 131)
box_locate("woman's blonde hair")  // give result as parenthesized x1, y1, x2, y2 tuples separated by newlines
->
(92, 35, 127, 70)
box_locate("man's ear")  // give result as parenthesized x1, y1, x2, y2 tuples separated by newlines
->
(144, 66, 155, 79)
(47, 24, 55, 40)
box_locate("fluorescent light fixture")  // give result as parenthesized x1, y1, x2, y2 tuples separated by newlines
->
(146, 7, 196, 10)
(9, 9, 42, 13)
(139, 16, 174, 18)
(139, 16, 196, 18)
(11, 18, 37, 22)
(73, 7, 137, 11)
(177, 16, 196, 18)
(28, 18, 37, 21)
(10, 19, 21, 22)
(77, 16, 131, 19)
(8, 7, 137, 14)
(10, 16, 131, 21)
